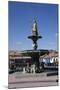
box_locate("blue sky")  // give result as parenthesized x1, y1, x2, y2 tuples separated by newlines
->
(9, 1, 58, 51)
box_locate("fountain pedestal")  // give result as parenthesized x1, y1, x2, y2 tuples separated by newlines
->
(30, 51, 40, 73)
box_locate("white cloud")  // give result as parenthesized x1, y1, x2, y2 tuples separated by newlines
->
(16, 41, 22, 45)
(55, 33, 58, 37)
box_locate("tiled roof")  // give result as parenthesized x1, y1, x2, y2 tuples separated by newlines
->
(40, 52, 58, 58)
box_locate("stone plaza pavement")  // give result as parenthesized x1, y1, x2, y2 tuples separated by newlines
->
(8, 72, 58, 89)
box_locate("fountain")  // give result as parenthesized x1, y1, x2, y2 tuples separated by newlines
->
(27, 19, 42, 73)
(21, 19, 49, 73)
